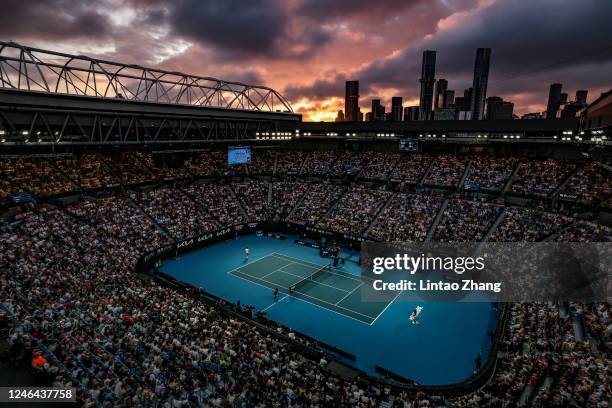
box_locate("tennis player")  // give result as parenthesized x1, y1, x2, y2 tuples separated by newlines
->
(244, 246, 250, 261)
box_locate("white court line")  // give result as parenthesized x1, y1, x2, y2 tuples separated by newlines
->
(270, 252, 374, 284)
(369, 289, 404, 326)
(225, 252, 283, 277)
(227, 253, 397, 325)
(232, 269, 377, 320)
(270, 252, 402, 325)
(262, 295, 289, 312)
(273, 265, 350, 293)
(334, 281, 364, 306)
(229, 270, 373, 325)
(262, 261, 295, 280)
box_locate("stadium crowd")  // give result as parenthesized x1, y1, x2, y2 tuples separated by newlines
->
(0, 148, 610, 407)
(464, 156, 518, 191)
(511, 159, 576, 197)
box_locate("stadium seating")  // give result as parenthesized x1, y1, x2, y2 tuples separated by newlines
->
(0, 148, 610, 407)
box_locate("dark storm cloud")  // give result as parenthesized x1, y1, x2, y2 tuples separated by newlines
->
(284, 73, 350, 101)
(297, 0, 425, 20)
(153, 0, 334, 60)
(0, 0, 112, 40)
(166, 0, 285, 55)
(287, 0, 612, 107)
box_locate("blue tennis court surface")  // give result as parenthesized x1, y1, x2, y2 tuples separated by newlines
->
(161, 234, 498, 385)
(229, 253, 400, 324)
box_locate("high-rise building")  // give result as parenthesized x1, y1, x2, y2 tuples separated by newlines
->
(546, 83, 563, 119)
(357, 109, 363, 122)
(404, 106, 419, 121)
(433, 108, 456, 120)
(371, 99, 385, 121)
(434, 79, 448, 110)
(391, 97, 403, 121)
(559, 92, 568, 105)
(560, 103, 582, 118)
(576, 90, 588, 105)
(470, 48, 491, 120)
(384, 112, 393, 121)
(485, 96, 514, 120)
(344, 81, 359, 121)
(455, 88, 472, 119)
(365, 112, 373, 121)
(335, 110, 345, 122)
(419, 50, 436, 120)
(443, 90, 455, 108)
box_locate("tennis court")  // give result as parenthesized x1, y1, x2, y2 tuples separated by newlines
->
(229, 252, 401, 324)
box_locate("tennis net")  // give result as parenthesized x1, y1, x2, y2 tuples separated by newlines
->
(290, 265, 329, 292)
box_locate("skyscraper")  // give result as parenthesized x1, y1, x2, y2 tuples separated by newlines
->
(470, 48, 491, 120)
(404, 106, 419, 121)
(419, 50, 436, 120)
(576, 90, 588, 105)
(344, 81, 359, 121)
(455, 88, 473, 120)
(546, 83, 562, 119)
(391, 96, 403, 121)
(485, 96, 514, 120)
(434, 79, 448, 110)
(371, 99, 385, 121)
(443, 90, 455, 108)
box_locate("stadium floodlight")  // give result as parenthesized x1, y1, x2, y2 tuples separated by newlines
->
(0, 130, 4, 135)
(22, 130, 29, 135)
(1, 139, 5, 143)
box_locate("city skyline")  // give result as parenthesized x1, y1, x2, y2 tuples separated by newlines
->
(0, 0, 611, 121)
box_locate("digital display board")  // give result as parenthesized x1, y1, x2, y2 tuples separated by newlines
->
(228, 147, 252, 165)
(399, 139, 419, 152)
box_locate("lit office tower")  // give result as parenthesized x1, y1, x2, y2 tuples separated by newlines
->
(576, 90, 588, 105)
(546, 83, 563, 119)
(344, 81, 360, 121)
(391, 97, 403, 121)
(434, 79, 448, 110)
(470, 48, 491, 120)
(419, 50, 436, 120)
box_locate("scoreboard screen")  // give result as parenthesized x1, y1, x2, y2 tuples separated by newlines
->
(399, 139, 419, 152)
(228, 147, 252, 165)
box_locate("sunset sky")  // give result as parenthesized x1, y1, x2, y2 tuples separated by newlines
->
(1, 0, 611, 121)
